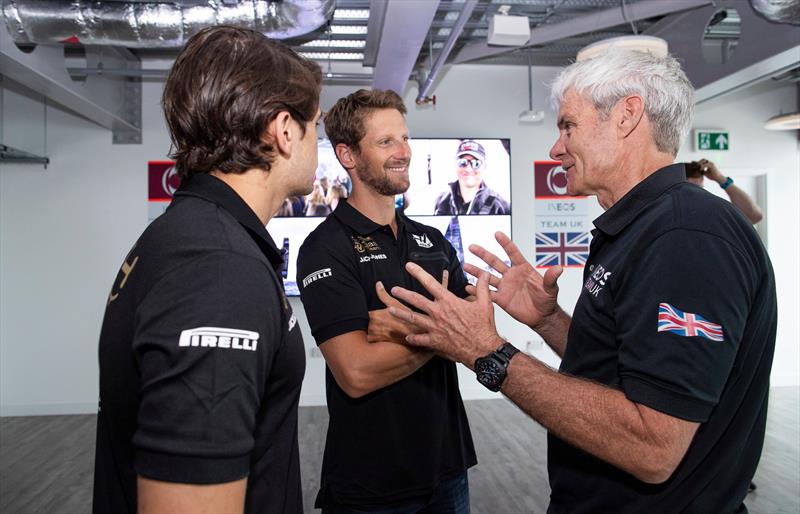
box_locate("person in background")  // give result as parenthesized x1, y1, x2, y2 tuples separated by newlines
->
(686, 158, 763, 223)
(305, 182, 332, 216)
(434, 139, 510, 215)
(92, 26, 321, 514)
(325, 182, 348, 211)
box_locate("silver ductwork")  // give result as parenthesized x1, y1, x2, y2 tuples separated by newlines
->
(750, 0, 800, 25)
(2, 0, 335, 47)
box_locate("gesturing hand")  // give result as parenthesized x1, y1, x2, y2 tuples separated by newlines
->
(388, 264, 503, 367)
(366, 271, 448, 344)
(464, 231, 563, 330)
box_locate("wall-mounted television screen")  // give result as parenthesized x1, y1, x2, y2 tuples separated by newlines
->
(267, 137, 512, 295)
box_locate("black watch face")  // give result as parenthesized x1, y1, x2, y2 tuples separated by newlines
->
(476, 358, 504, 391)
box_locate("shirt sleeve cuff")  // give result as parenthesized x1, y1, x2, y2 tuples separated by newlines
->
(135, 450, 250, 484)
(313, 317, 369, 345)
(621, 374, 715, 423)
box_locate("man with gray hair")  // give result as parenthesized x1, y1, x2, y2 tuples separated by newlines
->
(385, 49, 777, 513)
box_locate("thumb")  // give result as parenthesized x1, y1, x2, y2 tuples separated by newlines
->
(543, 266, 564, 296)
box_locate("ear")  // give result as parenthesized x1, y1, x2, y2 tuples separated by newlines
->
(617, 94, 645, 139)
(266, 111, 295, 158)
(334, 143, 357, 171)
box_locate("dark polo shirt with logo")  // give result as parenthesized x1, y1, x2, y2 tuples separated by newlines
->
(548, 164, 777, 514)
(297, 200, 477, 508)
(92, 174, 305, 514)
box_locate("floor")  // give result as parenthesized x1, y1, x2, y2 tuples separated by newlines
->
(1, 387, 797, 514)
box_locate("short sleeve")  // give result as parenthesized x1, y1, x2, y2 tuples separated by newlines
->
(297, 235, 368, 344)
(131, 252, 282, 483)
(615, 229, 753, 422)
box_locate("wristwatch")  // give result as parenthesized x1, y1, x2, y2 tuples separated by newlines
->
(474, 342, 520, 392)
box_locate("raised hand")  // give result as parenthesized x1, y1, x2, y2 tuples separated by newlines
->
(465, 231, 563, 330)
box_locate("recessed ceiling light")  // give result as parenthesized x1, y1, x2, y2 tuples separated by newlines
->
(333, 9, 370, 20)
(301, 39, 366, 49)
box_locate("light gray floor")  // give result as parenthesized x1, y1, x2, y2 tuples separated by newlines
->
(1, 388, 798, 514)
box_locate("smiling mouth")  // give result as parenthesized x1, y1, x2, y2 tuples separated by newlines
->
(385, 164, 408, 173)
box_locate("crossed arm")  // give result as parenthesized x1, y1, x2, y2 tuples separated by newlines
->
(319, 275, 448, 399)
(386, 232, 698, 484)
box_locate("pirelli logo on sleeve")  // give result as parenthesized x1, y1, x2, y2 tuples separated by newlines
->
(178, 327, 259, 351)
(302, 268, 332, 287)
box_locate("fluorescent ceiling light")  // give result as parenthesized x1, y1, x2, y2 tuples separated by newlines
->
(333, 9, 370, 20)
(299, 52, 365, 61)
(764, 112, 800, 130)
(301, 39, 366, 48)
(577, 35, 668, 61)
(330, 25, 368, 35)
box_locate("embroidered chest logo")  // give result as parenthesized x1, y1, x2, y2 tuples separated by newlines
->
(178, 327, 259, 351)
(351, 236, 380, 254)
(412, 233, 434, 248)
(584, 263, 612, 297)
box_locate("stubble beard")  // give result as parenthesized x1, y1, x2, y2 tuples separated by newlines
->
(355, 161, 410, 197)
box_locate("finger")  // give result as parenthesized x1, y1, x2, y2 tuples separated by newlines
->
(405, 262, 448, 300)
(390, 285, 436, 314)
(463, 263, 501, 288)
(388, 306, 435, 332)
(440, 270, 449, 290)
(468, 244, 509, 274)
(475, 270, 492, 305)
(375, 281, 405, 309)
(494, 232, 529, 267)
(543, 265, 564, 295)
(405, 333, 433, 349)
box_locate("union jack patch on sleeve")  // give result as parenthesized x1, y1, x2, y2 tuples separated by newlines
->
(657, 302, 724, 342)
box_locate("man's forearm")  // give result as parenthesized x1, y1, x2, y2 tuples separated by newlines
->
(531, 307, 572, 358)
(500, 354, 696, 483)
(724, 184, 763, 224)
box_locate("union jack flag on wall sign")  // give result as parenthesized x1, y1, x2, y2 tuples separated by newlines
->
(535, 231, 590, 268)
(657, 302, 724, 342)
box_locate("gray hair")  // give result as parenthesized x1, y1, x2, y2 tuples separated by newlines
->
(550, 49, 694, 156)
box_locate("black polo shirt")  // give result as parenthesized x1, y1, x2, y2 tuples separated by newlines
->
(548, 164, 777, 514)
(297, 200, 477, 508)
(92, 174, 305, 514)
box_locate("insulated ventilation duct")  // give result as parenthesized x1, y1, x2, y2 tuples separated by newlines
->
(2, 0, 335, 47)
(749, 0, 800, 25)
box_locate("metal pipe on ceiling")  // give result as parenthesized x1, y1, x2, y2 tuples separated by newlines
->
(415, 0, 480, 103)
(3, 0, 335, 47)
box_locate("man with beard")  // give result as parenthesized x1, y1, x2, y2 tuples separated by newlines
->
(297, 89, 476, 513)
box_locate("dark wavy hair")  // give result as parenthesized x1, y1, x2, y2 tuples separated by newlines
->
(162, 25, 322, 178)
(323, 89, 407, 152)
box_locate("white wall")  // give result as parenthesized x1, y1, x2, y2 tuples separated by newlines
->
(1, 63, 797, 415)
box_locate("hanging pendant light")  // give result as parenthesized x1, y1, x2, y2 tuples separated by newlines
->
(519, 53, 544, 123)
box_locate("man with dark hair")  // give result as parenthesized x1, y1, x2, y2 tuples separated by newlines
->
(686, 158, 764, 224)
(434, 139, 510, 215)
(92, 26, 321, 514)
(297, 89, 476, 513)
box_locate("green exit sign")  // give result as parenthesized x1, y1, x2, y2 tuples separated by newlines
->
(695, 130, 729, 151)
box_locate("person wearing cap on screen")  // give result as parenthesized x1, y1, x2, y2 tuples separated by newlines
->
(434, 139, 510, 215)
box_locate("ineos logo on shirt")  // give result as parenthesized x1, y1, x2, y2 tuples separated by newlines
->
(178, 327, 259, 351)
(303, 268, 332, 287)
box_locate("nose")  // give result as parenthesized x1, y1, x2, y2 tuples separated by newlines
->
(549, 134, 565, 161)
(397, 140, 411, 161)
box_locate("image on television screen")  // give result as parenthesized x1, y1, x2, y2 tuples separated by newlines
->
(267, 138, 512, 296)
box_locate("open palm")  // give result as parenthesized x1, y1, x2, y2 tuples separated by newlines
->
(464, 232, 563, 329)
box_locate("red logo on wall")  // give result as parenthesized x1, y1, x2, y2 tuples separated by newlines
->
(148, 161, 181, 201)
(534, 160, 572, 198)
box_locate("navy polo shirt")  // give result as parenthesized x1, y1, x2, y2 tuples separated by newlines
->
(93, 174, 306, 514)
(547, 164, 777, 513)
(297, 200, 477, 508)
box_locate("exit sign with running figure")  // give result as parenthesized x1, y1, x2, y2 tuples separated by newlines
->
(695, 130, 730, 151)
